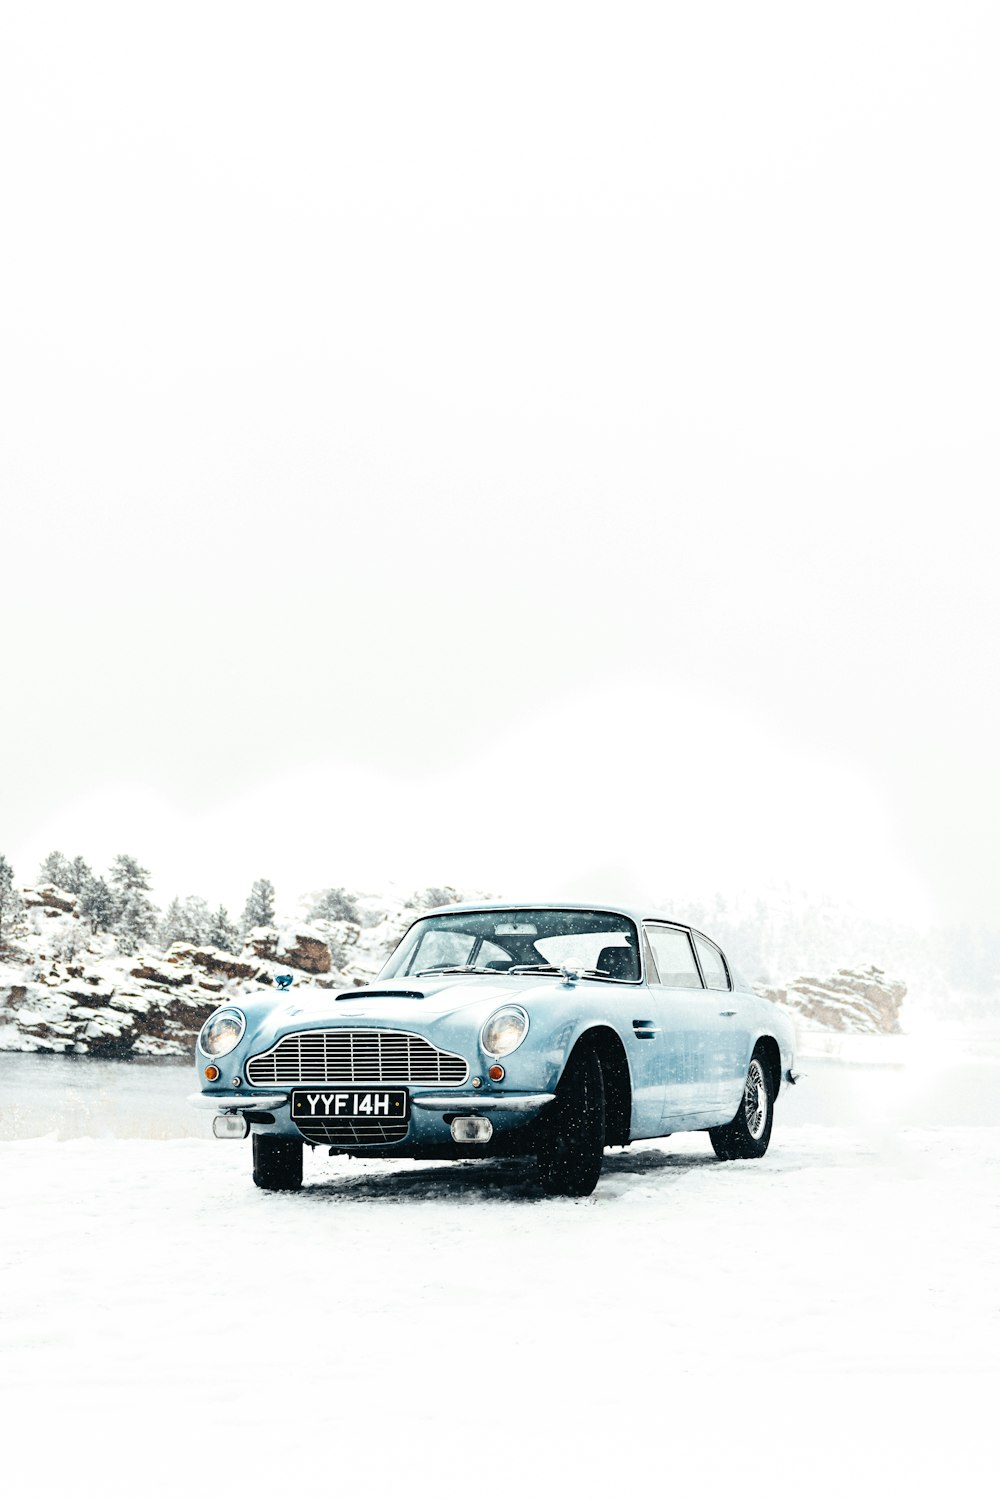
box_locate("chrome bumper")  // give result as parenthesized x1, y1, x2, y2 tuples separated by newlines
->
(188, 1092, 288, 1112)
(188, 1089, 555, 1115)
(410, 1092, 555, 1112)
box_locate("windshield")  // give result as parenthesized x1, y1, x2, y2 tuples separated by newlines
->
(379, 908, 641, 983)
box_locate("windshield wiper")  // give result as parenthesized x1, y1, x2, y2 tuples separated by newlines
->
(414, 965, 502, 977)
(507, 964, 612, 978)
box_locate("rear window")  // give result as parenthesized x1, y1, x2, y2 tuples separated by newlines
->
(693, 933, 730, 991)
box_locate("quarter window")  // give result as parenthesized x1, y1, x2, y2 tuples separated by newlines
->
(693, 934, 730, 991)
(646, 926, 703, 989)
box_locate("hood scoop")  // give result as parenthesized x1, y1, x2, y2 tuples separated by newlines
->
(336, 988, 427, 1002)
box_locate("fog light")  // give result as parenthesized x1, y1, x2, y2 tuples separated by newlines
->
(204, 1065, 220, 1081)
(488, 1064, 505, 1081)
(212, 1115, 249, 1140)
(450, 1116, 493, 1144)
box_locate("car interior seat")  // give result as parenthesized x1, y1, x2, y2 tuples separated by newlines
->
(595, 945, 638, 980)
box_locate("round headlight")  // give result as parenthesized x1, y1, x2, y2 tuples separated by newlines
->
(198, 1008, 246, 1058)
(480, 1006, 529, 1058)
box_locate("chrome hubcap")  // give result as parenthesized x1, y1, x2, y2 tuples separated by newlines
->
(744, 1059, 768, 1140)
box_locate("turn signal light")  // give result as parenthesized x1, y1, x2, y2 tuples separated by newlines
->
(488, 1064, 505, 1082)
(204, 1065, 220, 1081)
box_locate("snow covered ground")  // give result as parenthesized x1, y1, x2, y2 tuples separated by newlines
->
(2, 1036, 998, 1498)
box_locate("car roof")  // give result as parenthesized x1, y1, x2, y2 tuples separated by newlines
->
(419, 900, 692, 928)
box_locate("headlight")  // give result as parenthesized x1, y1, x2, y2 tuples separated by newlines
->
(198, 1008, 246, 1058)
(480, 1006, 529, 1058)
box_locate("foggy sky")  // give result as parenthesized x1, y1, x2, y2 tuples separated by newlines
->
(2, 3, 997, 926)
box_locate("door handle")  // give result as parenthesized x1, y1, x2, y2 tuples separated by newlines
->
(719, 1009, 736, 1017)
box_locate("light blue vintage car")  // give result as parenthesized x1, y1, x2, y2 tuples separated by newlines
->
(191, 903, 798, 1195)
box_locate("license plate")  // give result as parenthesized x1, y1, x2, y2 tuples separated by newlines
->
(291, 1088, 409, 1122)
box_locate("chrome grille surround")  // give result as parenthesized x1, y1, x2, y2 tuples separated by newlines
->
(245, 1028, 469, 1088)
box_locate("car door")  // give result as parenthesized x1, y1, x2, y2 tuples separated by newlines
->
(691, 930, 754, 1120)
(642, 923, 734, 1126)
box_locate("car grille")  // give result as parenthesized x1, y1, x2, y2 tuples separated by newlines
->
(295, 1119, 411, 1148)
(245, 1028, 469, 1087)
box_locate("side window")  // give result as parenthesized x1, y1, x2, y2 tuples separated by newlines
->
(646, 926, 703, 989)
(693, 934, 730, 991)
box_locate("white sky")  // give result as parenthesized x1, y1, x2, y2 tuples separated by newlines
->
(2, 2, 997, 927)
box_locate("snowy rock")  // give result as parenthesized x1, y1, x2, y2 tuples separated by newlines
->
(23, 885, 78, 916)
(0, 953, 224, 1058)
(130, 964, 193, 989)
(166, 943, 260, 982)
(277, 931, 331, 974)
(243, 926, 331, 974)
(243, 926, 281, 962)
(759, 966, 906, 1034)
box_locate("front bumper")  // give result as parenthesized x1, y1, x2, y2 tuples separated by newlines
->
(189, 1087, 556, 1154)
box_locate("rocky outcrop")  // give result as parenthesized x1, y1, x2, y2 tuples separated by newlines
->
(24, 886, 78, 915)
(166, 944, 261, 982)
(0, 976, 220, 1058)
(759, 966, 905, 1034)
(130, 964, 192, 988)
(276, 932, 331, 974)
(243, 926, 280, 962)
(243, 926, 331, 974)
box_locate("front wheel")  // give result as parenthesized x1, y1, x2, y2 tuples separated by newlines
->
(536, 1045, 606, 1196)
(252, 1134, 303, 1191)
(709, 1052, 774, 1161)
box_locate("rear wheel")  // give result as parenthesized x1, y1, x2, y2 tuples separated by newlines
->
(252, 1134, 303, 1191)
(709, 1051, 774, 1161)
(536, 1045, 606, 1196)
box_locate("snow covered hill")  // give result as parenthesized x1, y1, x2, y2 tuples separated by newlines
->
(758, 965, 906, 1034)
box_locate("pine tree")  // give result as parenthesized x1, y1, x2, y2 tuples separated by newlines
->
(64, 856, 94, 895)
(160, 895, 212, 947)
(241, 878, 276, 936)
(0, 854, 25, 948)
(208, 905, 239, 953)
(78, 876, 116, 934)
(307, 887, 360, 925)
(159, 897, 188, 948)
(109, 854, 153, 899)
(38, 851, 73, 890)
(115, 892, 158, 954)
(109, 854, 158, 950)
(180, 896, 211, 944)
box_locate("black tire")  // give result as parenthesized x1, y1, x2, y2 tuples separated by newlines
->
(252, 1134, 303, 1191)
(536, 1044, 606, 1196)
(709, 1049, 774, 1161)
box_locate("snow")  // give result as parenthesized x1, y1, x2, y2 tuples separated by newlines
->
(1, 1039, 998, 1497)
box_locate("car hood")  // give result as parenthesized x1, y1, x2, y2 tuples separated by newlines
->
(240, 971, 617, 1049)
(281, 974, 563, 1030)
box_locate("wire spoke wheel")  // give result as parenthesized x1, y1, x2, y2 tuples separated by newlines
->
(743, 1058, 768, 1141)
(709, 1048, 775, 1160)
